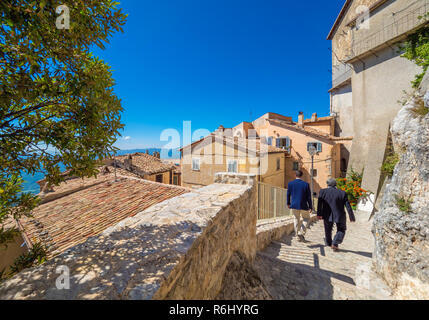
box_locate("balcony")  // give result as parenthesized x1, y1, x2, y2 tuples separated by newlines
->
(346, 0, 429, 63)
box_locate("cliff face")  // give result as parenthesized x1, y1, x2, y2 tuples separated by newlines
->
(373, 94, 429, 299)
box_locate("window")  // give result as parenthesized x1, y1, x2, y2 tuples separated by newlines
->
(156, 174, 163, 183)
(307, 142, 322, 153)
(192, 158, 200, 171)
(276, 158, 281, 171)
(267, 137, 273, 146)
(293, 162, 299, 171)
(276, 137, 290, 149)
(227, 159, 238, 173)
(173, 175, 178, 185)
(311, 169, 318, 177)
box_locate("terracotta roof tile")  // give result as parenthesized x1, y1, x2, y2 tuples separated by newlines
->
(268, 119, 353, 142)
(20, 175, 189, 258)
(114, 153, 175, 175)
(183, 135, 289, 155)
(303, 116, 335, 123)
(221, 136, 288, 154)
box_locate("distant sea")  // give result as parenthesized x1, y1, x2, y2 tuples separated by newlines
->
(20, 148, 180, 194)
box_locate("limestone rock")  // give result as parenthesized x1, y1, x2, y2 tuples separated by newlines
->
(373, 96, 429, 299)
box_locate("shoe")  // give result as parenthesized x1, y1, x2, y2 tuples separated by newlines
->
(324, 238, 332, 247)
(331, 245, 339, 252)
(298, 235, 305, 242)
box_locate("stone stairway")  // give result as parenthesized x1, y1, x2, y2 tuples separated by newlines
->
(254, 212, 393, 300)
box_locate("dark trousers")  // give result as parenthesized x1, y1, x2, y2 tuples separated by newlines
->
(324, 220, 347, 246)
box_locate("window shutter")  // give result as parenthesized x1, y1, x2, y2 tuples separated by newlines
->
(286, 137, 290, 148)
(192, 158, 200, 171)
(317, 143, 322, 152)
(227, 160, 238, 173)
(276, 138, 280, 147)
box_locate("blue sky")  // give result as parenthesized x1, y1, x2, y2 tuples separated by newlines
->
(93, 0, 344, 149)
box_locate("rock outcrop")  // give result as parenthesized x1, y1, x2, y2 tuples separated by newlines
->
(373, 94, 429, 299)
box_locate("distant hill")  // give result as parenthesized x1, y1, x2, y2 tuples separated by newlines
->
(20, 148, 181, 194)
(117, 148, 180, 159)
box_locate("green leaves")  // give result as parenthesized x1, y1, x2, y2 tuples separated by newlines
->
(0, 0, 127, 246)
(401, 17, 429, 89)
(8, 242, 48, 276)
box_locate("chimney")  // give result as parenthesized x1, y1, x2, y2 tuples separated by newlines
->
(311, 113, 317, 122)
(298, 112, 304, 127)
(153, 151, 160, 159)
(124, 154, 132, 170)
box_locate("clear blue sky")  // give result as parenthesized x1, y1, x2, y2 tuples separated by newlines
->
(93, 0, 344, 149)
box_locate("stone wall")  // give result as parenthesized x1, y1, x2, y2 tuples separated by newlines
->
(153, 173, 258, 299)
(373, 94, 429, 299)
(0, 173, 258, 300)
(256, 215, 318, 252)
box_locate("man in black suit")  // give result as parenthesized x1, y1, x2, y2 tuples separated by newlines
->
(317, 178, 355, 252)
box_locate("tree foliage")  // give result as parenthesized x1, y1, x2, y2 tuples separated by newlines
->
(8, 242, 47, 276)
(0, 1, 127, 244)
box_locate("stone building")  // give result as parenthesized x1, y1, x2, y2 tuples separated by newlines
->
(252, 112, 352, 193)
(180, 132, 289, 189)
(181, 112, 351, 193)
(104, 152, 181, 186)
(328, 0, 428, 210)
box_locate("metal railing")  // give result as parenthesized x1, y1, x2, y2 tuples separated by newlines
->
(257, 182, 318, 221)
(257, 182, 290, 220)
(348, 0, 429, 60)
(332, 65, 352, 89)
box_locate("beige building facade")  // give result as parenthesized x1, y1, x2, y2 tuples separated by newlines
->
(181, 112, 350, 194)
(181, 133, 288, 189)
(252, 112, 349, 193)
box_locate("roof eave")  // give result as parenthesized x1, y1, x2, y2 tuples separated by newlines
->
(327, 0, 353, 40)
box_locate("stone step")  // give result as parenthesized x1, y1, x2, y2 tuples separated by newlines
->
(256, 252, 392, 300)
(255, 219, 393, 300)
(265, 239, 373, 271)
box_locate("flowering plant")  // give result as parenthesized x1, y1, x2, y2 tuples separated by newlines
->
(336, 169, 370, 210)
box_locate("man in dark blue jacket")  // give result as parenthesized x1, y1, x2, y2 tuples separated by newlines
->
(317, 178, 356, 252)
(287, 170, 313, 242)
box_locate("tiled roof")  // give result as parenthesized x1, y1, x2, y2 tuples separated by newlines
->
(303, 116, 334, 123)
(223, 137, 288, 154)
(184, 133, 288, 155)
(20, 174, 189, 258)
(101, 165, 142, 179)
(182, 134, 289, 155)
(115, 153, 175, 175)
(267, 119, 353, 142)
(160, 159, 181, 173)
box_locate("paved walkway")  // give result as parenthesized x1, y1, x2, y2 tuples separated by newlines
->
(254, 212, 393, 300)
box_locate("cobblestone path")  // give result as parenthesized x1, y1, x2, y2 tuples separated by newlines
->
(254, 213, 393, 300)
